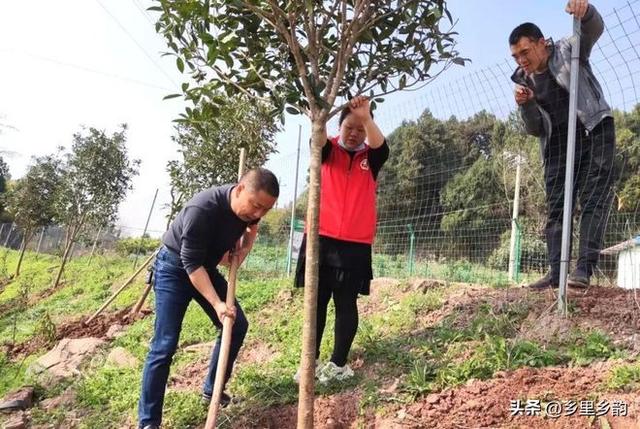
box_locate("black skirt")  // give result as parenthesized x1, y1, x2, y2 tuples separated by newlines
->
(294, 234, 373, 295)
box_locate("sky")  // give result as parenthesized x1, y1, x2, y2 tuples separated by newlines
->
(0, 0, 635, 237)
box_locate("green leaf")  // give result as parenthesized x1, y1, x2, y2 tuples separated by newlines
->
(163, 94, 182, 100)
(176, 57, 184, 73)
(286, 106, 300, 115)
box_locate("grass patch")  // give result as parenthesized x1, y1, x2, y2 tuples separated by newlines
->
(605, 362, 640, 391)
(0, 252, 145, 346)
(0, 352, 41, 397)
(567, 331, 624, 366)
(163, 391, 208, 428)
(463, 302, 530, 339)
(75, 364, 140, 428)
(112, 316, 155, 360)
(231, 363, 299, 407)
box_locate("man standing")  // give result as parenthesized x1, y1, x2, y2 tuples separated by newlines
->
(510, 0, 616, 289)
(138, 168, 279, 429)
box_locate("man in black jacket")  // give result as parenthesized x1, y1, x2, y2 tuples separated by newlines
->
(138, 168, 278, 429)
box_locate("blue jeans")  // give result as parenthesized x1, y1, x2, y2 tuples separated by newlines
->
(138, 246, 248, 428)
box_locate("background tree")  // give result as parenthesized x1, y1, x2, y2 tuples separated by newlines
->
(376, 109, 551, 269)
(52, 125, 139, 289)
(614, 106, 640, 215)
(377, 110, 463, 255)
(0, 156, 12, 223)
(165, 98, 279, 227)
(8, 154, 64, 276)
(153, 1, 466, 423)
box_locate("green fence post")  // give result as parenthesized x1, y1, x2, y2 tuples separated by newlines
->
(514, 220, 522, 283)
(407, 224, 415, 276)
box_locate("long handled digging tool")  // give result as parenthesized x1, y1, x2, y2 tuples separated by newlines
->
(130, 256, 157, 317)
(204, 148, 246, 428)
(84, 249, 158, 325)
(129, 268, 153, 317)
(204, 246, 241, 428)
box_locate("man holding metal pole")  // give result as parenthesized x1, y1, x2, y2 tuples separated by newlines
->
(509, 0, 616, 290)
(137, 168, 279, 429)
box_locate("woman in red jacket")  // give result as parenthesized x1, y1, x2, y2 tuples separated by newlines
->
(295, 96, 388, 383)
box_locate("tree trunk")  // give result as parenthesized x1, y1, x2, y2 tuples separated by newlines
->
(52, 227, 76, 289)
(87, 226, 103, 266)
(35, 226, 46, 259)
(15, 229, 32, 277)
(297, 120, 325, 428)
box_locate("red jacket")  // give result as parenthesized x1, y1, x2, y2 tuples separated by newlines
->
(319, 137, 378, 244)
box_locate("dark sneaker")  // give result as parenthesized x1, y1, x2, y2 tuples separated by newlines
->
(141, 425, 160, 429)
(527, 273, 559, 290)
(201, 391, 232, 408)
(568, 271, 589, 289)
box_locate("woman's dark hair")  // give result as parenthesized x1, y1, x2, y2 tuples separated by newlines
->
(339, 103, 375, 126)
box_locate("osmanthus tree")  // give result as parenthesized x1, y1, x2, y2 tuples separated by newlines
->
(53, 126, 139, 289)
(165, 98, 279, 227)
(9, 154, 64, 276)
(152, 1, 466, 425)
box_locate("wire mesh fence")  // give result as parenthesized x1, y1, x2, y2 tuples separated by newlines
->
(0, 223, 165, 260)
(257, 1, 640, 288)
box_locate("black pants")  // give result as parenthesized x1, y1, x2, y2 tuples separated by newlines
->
(544, 117, 616, 280)
(315, 268, 361, 367)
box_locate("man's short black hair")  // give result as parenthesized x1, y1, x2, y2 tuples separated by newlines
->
(241, 168, 280, 198)
(509, 22, 544, 45)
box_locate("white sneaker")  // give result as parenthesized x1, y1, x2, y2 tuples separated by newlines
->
(293, 359, 321, 384)
(317, 361, 354, 384)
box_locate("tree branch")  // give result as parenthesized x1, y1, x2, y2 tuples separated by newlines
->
(362, 0, 421, 29)
(323, 0, 350, 108)
(210, 65, 271, 102)
(238, 0, 316, 113)
(299, 2, 320, 81)
(238, 1, 282, 34)
(325, 0, 369, 109)
(327, 60, 454, 118)
(318, 0, 341, 39)
(273, 7, 316, 114)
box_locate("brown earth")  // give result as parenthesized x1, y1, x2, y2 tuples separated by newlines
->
(2, 307, 152, 359)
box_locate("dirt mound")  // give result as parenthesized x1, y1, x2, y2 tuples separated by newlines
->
(169, 341, 280, 392)
(4, 307, 152, 358)
(226, 285, 640, 429)
(519, 286, 640, 349)
(232, 390, 363, 429)
(58, 307, 151, 338)
(361, 277, 449, 318)
(393, 363, 640, 429)
(169, 357, 209, 392)
(237, 341, 279, 364)
(411, 284, 640, 349)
